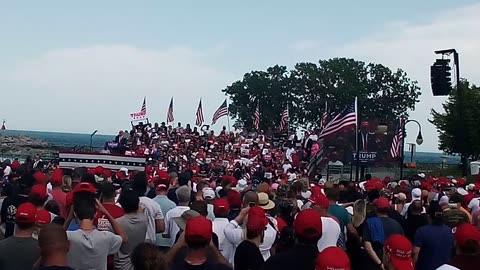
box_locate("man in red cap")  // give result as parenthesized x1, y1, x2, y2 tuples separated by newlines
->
(309, 193, 341, 252)
(383, 234, 414, 270)
(169, 216, 231, 270)
(49, 168, 67, 217)
(234, 206, 267, 270)
(364, 197, 404, 269)
(263, 209, 323, 270)
(437, 223, 480, 270)
(316, 246, 351, 270)
(0, 202, 40, 270)
(153, 178, 177, 250)
(213, 198, 234, 264)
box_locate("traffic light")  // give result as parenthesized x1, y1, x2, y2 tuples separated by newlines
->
(431, 59, 452, 96)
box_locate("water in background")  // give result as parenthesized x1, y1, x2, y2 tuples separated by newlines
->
(1, 130, 461, 164)
(1, 130, 113, 149)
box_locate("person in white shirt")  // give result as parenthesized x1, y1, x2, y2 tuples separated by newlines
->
(202, 187, 216, 221)
(212, 198, 235, 264)
(164, 185, 191, 247)
(306, 193, 341, 251)
(401, 188, 425, 217)
(282, 160, 292, 173)
(224, 191, 277, 262)
(132, 172, 165, 243)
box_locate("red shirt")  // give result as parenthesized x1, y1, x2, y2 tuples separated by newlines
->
(94, 203, 125, 231)
(50, 189, 67, 218)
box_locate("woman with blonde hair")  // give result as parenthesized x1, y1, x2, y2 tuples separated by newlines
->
(347, 199, 367, 269)
(61, 175, 72, 193)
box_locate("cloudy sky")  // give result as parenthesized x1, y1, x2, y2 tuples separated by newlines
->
(1, 0, 479, 152)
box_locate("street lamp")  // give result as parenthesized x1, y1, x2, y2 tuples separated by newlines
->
(90, 130, 98, 152)
(399, 119, 422, 179)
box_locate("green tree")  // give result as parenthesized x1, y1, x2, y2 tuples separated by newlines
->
(223, 58, 421, 129)
(430, 80, 480, 162)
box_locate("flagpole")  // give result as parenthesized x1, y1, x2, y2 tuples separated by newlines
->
(354, 97, 360, 182)
(226, 98, 231, 132)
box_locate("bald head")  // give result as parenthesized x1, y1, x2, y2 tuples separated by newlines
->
(39, 223, 69, 257)
(242, 190, 259, 208)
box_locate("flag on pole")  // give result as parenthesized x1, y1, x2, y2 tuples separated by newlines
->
(212, 99, 228, 125)
(195, 99, 204, 126)
(389, 119, 405, 158)
(253, 101, 260, 130)
(319, 100, 357, 139)
(140, 97, 147, 114)
(279, 106, 289, 131)
(167, 97, 174, 123)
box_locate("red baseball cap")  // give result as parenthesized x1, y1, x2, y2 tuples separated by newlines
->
(384, 234, 414, 270)
(94, 166, 105, 175)
(227, 190, 242, 209)
(50, 168, 64, 185)
(185, 216, 212, 243)
(454, 223, 480, 247)
(33, 172, 46, 184)
(156, 179, 169, 191)
(294, 209, 322, 239)
(374, 197, 390, 209)
(35, 209, 51, 225)
(316, 246, 351, 270)
(247, 206, 268, 232)
(213, 198, 230, 216)
(309, 193, 329, 209)
(73, 182, 96, 194)
(29, 184, 47, 198)
(103, 169, 112, 178)
(15, 202, 37, 224)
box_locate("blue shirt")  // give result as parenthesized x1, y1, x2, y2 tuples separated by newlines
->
(414, 224, 454, 270)
(153, 195, 176, 247)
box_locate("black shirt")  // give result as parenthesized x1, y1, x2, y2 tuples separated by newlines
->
(234, 240, 264, 270)
(1, 194, 29, 238)
(170, 260, 232, 270)
(263, 244, 318, 270)
(39, 266, 75, 270)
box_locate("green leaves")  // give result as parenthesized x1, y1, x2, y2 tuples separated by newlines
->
(222, 58, 421, 130)
(429, 80, 480, 160)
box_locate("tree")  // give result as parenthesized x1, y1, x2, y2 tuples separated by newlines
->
(223, 58, 421, 130)
(430, 80, 480, 162)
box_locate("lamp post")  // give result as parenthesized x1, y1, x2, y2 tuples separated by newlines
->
(90, 130, 98, 152)
(399, 119, 423, 179)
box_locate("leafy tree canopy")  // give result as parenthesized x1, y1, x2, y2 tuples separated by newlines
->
(430, 80, 480, 161)
(222, 58, 421, 130)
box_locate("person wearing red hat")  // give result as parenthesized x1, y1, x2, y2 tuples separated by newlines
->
(234, 206, 267, 270)
(0, 202, 40, 270)
(309, 193, 341, 252)
(364, 197, 404, 269)
(436, 223, 480, 270)
(383, 234, 414, 270)
(153, 178, 177, 250)
(50, 168, 67, 218)
(263, 209, 323, 270)
(169, 216, 231, 270)
(213, 198, 234, 264)
(316, 246, 351, 270)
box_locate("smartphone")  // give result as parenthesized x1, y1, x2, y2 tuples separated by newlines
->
(249, 202, 256, 207)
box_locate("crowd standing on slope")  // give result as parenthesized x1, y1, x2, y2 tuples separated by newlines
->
(0, 123, 480, 270)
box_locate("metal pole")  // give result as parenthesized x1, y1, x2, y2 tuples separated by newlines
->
(399, 123, 406, 179)
(355, 97, 360, 181)
(226, 98, 231, 133)
(454, 51, 467, 176)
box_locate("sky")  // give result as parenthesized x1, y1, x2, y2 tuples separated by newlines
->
(0, 0, 479, 152)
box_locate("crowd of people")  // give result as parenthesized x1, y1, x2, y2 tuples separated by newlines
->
(0, 123, 480, 270)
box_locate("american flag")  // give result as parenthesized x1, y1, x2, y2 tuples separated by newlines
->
(212, 99, 228, 125)
(320, 101, 328, 129)
(390, 119, 405, 158)
(307, 143, 325, 176)
(279, 106, 289, 130)
(167, 97, 174, 123)
(319, 101, 357, 139)
(253, 102, 260, 130)
(195, 99, 204, 126)
(140, 97, 147, 114)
